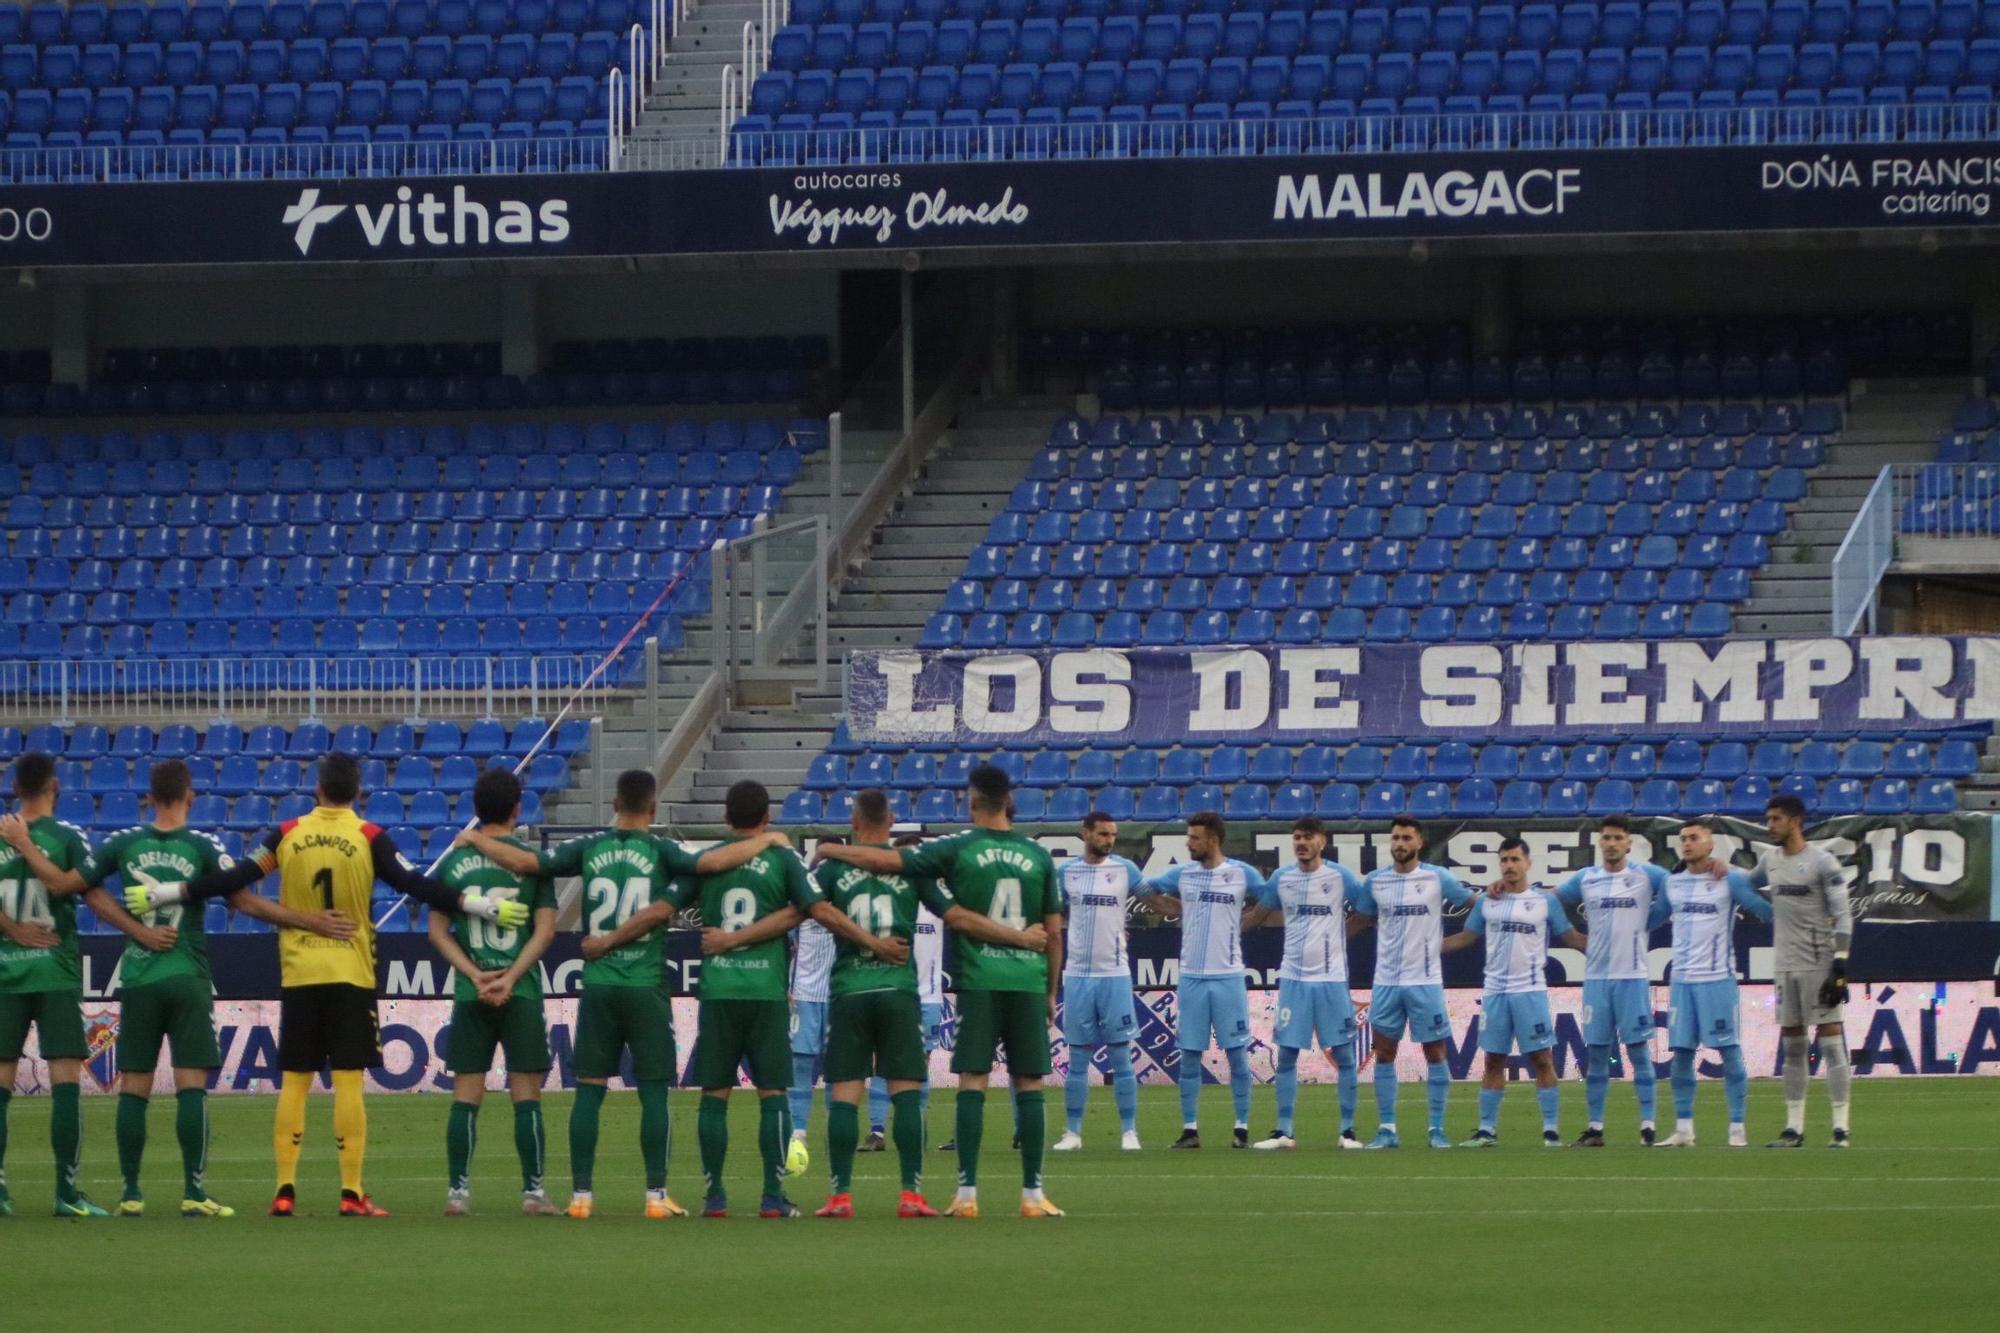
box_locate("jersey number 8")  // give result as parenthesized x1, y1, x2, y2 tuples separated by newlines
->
(718, 887, 758, 933)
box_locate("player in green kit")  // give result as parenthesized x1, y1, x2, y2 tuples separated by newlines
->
(0, 753, 181, 1218)
(680, 779, 896, 1220)
(429, 769, 561, 1218)
(457, 769, 785, 1221)
(808, 788, 1050, 1220)
(2, 758, 352, 1218)
(816, 764, 1065, 1220)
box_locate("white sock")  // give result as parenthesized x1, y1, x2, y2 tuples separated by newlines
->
(1380, 1122, 1397, 1134)
(1587, 1121, 1604, 1132)
(1183, 1121, 1198, 1131)
(1234, 1121, 1248, 1131)
(1832, 1104, 1850, 1133)
(791, 1130, 807, 1142)
(1785, 1100, 1805, 1135)
(954, 1186, 976, 1204)
(1676, 1118, 1694, 1135)
(1640, 1119, 1655, 1131)
(1022, 1187, 1043, 1203)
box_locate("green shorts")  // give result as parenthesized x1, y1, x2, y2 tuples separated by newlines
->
(952, 989, 1052, 1078)
(118, 975, 220, 1073)
(691, 997, 791, 1091)
(0, 987, 86, 1062)
(825, 989, 927, 1084)
(447, 996, 552, 1077)
(573, 984, 677, 1083)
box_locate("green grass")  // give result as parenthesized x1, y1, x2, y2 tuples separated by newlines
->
(2, 1080, 1996, 1330)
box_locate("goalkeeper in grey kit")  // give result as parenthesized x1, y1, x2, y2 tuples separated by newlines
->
(1750, 795, 1854, 1148)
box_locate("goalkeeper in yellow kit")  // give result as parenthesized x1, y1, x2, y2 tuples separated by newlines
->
(128, 755, 528, 1217)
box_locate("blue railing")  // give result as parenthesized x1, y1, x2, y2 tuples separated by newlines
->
(711, 100, 2000, 167)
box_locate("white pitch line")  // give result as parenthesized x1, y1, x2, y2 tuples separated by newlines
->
(1076, 1201, 2000, 1220)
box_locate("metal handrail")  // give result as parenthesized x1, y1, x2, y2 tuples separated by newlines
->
(719, 64, 739, 157)
(1830, 465, 1895, 635)
(607, 67, 626, 166)
(629, 23, 646, 129)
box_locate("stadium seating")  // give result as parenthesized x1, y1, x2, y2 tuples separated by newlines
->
(0, 0, 648, 181)
(1911, 395, 2000, 533)
(12, 714, 597, 929)
(733, 0, 2000, 161)
(0, 334, 829, 417)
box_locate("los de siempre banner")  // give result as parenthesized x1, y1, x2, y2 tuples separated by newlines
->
(845, 637, 2000, 745)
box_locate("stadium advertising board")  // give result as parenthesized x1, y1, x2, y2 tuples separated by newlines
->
(3, 142, 1998, 267)
(20, 980, 2000, 1095)
(847, 638, 2000, 745)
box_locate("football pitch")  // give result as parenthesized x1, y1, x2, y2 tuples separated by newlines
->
(2, 1079, 1994, 1331)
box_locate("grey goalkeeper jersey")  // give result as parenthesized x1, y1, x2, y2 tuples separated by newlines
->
(1754, 844, 1852, 972)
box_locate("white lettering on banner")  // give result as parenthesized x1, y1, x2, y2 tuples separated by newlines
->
(1187, 650, 1271, 732)
(876, 652, 954, 734)
(1655, 640, 1768, 724)
(1968, 639, 2000, 721)
(768, 187, 1030, 246)
(385, 959, 436, 997)
(1273, 169, 1581, 222)
(961, 654, 1041, 733)
(1049, 651, 1132, 733)
(1509, 643, 1559, 728)
(1274, 648, 1360, 730)
(282, 186, 568, 257)
(1770, 637, 1855, 721)
(1858, 637, 1956, 720)
(1420, 645, 1504, 727)
(1565, 643, 1648, 726)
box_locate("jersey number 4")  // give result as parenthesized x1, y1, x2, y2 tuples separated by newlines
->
(990, 877, 1025, 929)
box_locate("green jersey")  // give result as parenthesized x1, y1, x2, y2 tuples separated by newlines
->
(897, 827, 1062, 993)
(438, 834, 557, 1003)
(77, 824, 232, 989)
(809, 845, 956, 998)
(673, 836, 814, 1001)
(539, 829, 699, 989)
(0, 816, 94, 994)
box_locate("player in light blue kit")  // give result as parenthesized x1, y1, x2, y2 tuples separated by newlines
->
(1349, 816, 1474, 1150)
(1139, 811, 1266, 1150)
(786, 886, 839, 1168)
(1555, 814, 1670, 1147)
(1660, 818, 1772, 1148)
(1445, 839, 1588, 1147)
(1242, 817, 1365, 1150)
(1054, 812, 1144, 1153)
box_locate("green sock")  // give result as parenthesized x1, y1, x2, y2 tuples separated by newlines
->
(0, 1086, 11, 1199)
(1016, 1090, 1047, 1191)
(637, 1081, 669, 1192)
(697, 1096, 728, 1200)
(891, 1090, 924, 1194)
(955, 1089, 985, 1189)
(446, 1101, 477, 1193)
(569, 1083, 606, 1194)
(175, 1089, 209, 1202)
(52, 1083, 81, 1205)
(514, 1102, 544, 1195)
(757, 1095, 787, 1199)
(827, 1100, 859, 1195)
(115, 1093, 148, 1201)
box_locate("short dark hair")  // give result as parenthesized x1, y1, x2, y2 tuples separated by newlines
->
(1498, 836, 1529, 854)
(1188, 810, 1225, 840)
(1082, 810, 1116, 830)
(892, 833, 924, 848)
(724, 778, 770, 830)
(13, 752, 55, 800)
(472, 768, 522, 826)
(968, 763, 1010, 814)
(318, 753, 361, 806)
(1390, 815, 1424, 840)
(1291, 816, 1327, 837)
(1680, 816, 1715, 834)
(1765, 794, 1807, 822)
(852, 787, 892, 827)
(615, 769, 657, 816)
(148, 759, 191, 808)
(1598, 815, 1631, 834)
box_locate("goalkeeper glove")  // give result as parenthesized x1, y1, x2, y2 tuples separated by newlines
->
(124, 880, 187, 916)
(1818, 955, 1849, 1008)
(461, 894, 529, 929)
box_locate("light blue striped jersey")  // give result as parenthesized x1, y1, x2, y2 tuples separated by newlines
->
(1664, 867, 1771, 983)
(1354, 861, 1472, 987)
(1555, 861, 1669, 981)
(1463, 887, 1571, 995)
(1061, 854, 1144, 979)
(789, 917, 836, 1003)
(1144, 858, 1267, 978)
(1258, 861, 1362, 984)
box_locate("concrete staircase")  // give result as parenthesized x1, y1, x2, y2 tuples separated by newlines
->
(626, 0, 759, 160)
(1736, 381, 1965, 637)
(656, 397, 1059, 823)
